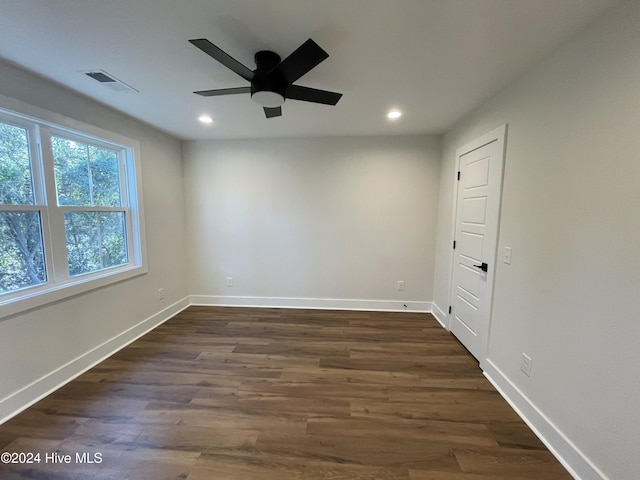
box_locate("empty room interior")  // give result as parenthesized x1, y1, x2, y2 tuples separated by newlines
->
(0, 1, 638, 479)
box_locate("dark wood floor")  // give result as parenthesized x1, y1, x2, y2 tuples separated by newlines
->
(0, 306, 572, 480)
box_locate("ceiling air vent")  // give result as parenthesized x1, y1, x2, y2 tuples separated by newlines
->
(81, 70, 138, 93)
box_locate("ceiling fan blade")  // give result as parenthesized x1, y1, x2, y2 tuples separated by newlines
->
(286, 85, 342, 105)
(270, 39, 329, 84)
(264, 107, 282, 118)
(194, 86, 251, 97)
(189, 38, 255, 81)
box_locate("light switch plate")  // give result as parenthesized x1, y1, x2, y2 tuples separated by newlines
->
(504, 246, 512, 265)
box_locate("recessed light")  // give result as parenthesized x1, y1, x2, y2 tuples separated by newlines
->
(387, 109, 402, 120)
(198, 114, 213, 124)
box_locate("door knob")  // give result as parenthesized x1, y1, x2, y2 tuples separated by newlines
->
(473, 262, 488, 273)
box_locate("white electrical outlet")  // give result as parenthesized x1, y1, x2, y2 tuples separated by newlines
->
(521, 353, 532, 377)
(157, 288, 164, 300)
(226, 276, 233, 287)
(397, 280, 405, 291)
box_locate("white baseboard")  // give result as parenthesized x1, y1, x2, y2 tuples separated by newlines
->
(482, 358, 608, 480)
(190, 295, 431, 313)
(0, 296, 190, 424)
(430, 302, 449, 329)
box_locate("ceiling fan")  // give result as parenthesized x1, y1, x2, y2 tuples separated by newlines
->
(189, 37, 342, 118)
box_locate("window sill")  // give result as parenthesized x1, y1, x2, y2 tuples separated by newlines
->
(0, 265, 148, 320)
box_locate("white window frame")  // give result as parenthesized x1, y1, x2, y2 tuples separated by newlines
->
(0, 96, 147, 319)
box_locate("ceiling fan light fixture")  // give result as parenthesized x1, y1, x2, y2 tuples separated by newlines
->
(198, 114, 213, 124)
(251, 90, 285, 108)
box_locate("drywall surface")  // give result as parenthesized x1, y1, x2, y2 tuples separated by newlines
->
(433, 2, 640, 479)
(184, 135, 440, 309)
(0, 60, 189, 419)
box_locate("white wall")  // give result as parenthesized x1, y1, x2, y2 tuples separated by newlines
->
(184, 135, 440, 311)
(0, 60, 189, 421)
(433, 2, 640, 479)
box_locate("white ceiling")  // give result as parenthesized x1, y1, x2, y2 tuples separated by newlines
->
(0, 0, 620, 140)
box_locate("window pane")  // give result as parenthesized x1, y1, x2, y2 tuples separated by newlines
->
(0, 122, 34, 205)
(52, 137, 121, 207)
(88, 146, 121, 207)
(52, 137, 90, 206)
(0, 211, 47, 293)
(64, 211, 128, 276)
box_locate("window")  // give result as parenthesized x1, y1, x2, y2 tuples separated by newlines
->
(0, 105, 145, 317)
(52, 135, 129, 276)
(0, 120, 47, 295)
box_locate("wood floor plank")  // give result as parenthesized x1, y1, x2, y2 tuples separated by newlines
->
(0, 306, 572, 479)
(255, 428, 459, 470)
(410, 470, 532, 480)
(306, 417, 500, 448)
(453, 447, 573, 478)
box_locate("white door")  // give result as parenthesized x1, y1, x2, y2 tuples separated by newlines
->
(449, 125, 506, 361)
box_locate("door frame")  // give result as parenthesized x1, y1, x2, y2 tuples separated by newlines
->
(446, 124, 507, 364)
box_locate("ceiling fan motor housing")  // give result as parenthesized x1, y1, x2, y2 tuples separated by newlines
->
(251, 50, 286, 107)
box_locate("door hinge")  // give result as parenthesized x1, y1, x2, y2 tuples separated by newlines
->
(457, 171, 461, 181)
(448, 306, 452, 314)
(453, 240, 456, 249)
